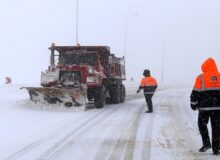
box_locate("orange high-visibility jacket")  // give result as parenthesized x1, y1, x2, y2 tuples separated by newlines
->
(190, 58, 220, 110)
(140, 76, 157, 94)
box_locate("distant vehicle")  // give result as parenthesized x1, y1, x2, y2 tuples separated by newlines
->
(22, 43, 126, 108)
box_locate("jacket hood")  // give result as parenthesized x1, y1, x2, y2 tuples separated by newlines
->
(201, 57, 218, 73)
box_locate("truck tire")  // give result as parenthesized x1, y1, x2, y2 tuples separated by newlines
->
(110, 85, 120, 104)
(64, 102, 73, 107)
(94, 86, 106, 108)
(120, 84, 126, 103)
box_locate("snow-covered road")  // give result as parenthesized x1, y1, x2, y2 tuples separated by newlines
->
(0, 84, 219, 160)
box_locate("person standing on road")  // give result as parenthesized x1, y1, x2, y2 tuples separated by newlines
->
(190, 57, 220, 155)
(136, 69, 158, 113)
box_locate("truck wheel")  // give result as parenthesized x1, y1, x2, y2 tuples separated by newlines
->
(94, 86, 106, 108)
(110, 85, 120, 104)
(87, 89, 93, 101)
(44, 95, 58, 104)
(64, 102, 73, 107)
(120, 84, 126, 103)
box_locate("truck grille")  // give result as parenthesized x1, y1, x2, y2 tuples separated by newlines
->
(59, 71, 81, 83)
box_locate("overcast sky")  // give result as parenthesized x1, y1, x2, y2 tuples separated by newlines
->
(0, 0, 220, 85)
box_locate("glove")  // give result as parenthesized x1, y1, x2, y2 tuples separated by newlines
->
(136, 89, 141, 94)
(191, 106, 197, 111)
(191, 101, 198, 111)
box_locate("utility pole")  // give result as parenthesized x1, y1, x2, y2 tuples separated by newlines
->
(76, 0, 79, 45)
(124, 13, 138, 82)
(124, 13, 138, 58)
(161, 39, 165, 83)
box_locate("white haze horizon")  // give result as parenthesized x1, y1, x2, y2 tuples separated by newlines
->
(0, 0, 220, 85)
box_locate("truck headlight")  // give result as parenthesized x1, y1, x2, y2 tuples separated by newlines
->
(41, 71, 58, 84)
(41, 76, 55, 84)
(88, 66, 96, 74)
(87, 76, 99, 83)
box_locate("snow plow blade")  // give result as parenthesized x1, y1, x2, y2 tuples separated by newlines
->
(21, 86, 87, 108)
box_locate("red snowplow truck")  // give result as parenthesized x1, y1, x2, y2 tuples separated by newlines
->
(22, 43, 126, 108)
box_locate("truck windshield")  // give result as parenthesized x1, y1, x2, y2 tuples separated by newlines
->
(59, 53, 98, 65)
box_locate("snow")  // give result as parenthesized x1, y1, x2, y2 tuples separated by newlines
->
(0, 83, 219, 160)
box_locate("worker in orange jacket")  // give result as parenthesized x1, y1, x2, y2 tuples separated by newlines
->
(136, 69, 158, 113)
(190, 57, 220, 155)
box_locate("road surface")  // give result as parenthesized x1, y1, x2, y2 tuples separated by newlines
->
(0, 84, 219, 160)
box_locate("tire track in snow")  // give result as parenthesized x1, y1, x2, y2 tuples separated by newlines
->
(136, 96, 159, 160)
(4, 107, 110, 160)
(91, 101, 142, 160)
(48, 103, 132, 160)
(140, 111, 156, 160)
(91, 102, 137, 160)
(105, 103, 145, 160)
(36, 105, 121, 160)
(122, 105, 145, 160)
(154, 102, 175, 160)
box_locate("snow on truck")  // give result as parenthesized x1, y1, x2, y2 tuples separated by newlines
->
(22, 43, 126, 108)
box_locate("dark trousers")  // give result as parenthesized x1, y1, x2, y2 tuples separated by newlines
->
(198, 110, 220, 152)
(198, 111, 211, 146)
(144, 94, 153, 112)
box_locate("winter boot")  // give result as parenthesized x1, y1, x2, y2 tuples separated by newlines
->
(199, 144, 211, 152)
(213, 151, 220, 156)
